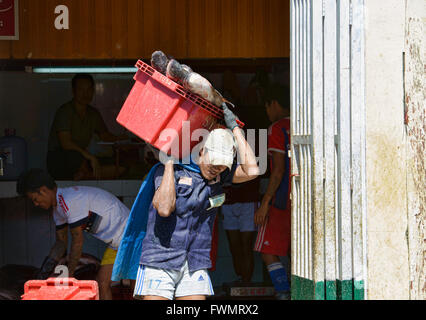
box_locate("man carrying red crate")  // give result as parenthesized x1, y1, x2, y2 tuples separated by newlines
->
(112, 104, 260, 300)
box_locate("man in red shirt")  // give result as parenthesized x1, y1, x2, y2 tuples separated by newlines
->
(254, 84, 291, 300)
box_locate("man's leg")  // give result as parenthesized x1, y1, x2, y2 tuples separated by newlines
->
(240, 231, 256, 283)
(222, 204, 245, 281)
(98, 247, 119, 300)
(176, 295, 206, 300)
(262, 253, 291, 297)
(255, 206, 291, 298)
(238, 202, 258, 283)
(130, 279, 136, 291)
(143, 295, 170, 300)
(96, 264, 113, 300)
(262, 253, 280, 266)
(225, 229, 244, 280)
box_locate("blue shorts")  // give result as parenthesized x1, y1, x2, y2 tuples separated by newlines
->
(222, 202, 259, 232)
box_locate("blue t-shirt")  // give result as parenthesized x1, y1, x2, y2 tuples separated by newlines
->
(140, 163, 236, 272)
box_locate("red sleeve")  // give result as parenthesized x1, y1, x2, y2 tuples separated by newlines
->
(268, 123, 286, 154)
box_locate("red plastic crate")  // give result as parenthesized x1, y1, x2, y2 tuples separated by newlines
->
(116, 60, 243, 159)
(21, 278, 99, 300)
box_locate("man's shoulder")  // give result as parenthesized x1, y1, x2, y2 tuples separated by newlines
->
(268, 118, 289, 136)
(153, 163, 205, 183)
(57, 186, 96, 206)
(64, 186, 119, 204)
(69, 185, 111, 197)
(270, 117, 290, 130)
(57, 186, 83, 201)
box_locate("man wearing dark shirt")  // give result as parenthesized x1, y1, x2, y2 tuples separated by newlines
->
(47, 74, 126, 180)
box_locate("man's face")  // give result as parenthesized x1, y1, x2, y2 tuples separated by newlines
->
(73, 78, 94, 106)
(199, 149, 227, 181)
(27, 187, 55, 210)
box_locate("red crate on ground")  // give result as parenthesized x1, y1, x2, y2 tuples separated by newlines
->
(21, 278, 99, 300)
(116, 60, 243, 159)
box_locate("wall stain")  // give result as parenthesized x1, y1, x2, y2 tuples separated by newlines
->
(367, 133, 406, 211)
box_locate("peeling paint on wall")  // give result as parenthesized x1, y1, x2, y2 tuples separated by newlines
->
(404, 12, 425, 300)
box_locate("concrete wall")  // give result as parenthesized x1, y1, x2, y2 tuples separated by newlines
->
(403, 0, 425, 301)
(364, 0, 424, 300)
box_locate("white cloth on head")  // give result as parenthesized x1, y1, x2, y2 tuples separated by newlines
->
(204, 128, 236, 170)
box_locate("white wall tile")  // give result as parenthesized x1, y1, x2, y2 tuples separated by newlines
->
(98, 180, 123, 196)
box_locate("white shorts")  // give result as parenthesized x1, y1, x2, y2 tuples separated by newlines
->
(222, 202, 259, 232)
(133, 260, 214, 300)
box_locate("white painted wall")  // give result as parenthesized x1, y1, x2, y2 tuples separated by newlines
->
(363, 0, 424, 300)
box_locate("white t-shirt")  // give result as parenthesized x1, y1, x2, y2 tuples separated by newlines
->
(53, 186, 130, 250)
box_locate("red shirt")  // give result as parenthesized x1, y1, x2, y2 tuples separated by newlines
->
(268, 117, 291, 210)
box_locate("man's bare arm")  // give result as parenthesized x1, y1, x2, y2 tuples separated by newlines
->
(55, 226, 68, 250)
(232, 127, 260, 184)
(68, 226, 84, 276)
(152, 160, 176, 217)
(57, 131, 101, 178)
(254, 151, 286, 226)
(50, 226, 69, 259)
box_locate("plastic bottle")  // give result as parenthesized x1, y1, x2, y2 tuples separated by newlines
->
(0, 128, 28, 181)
